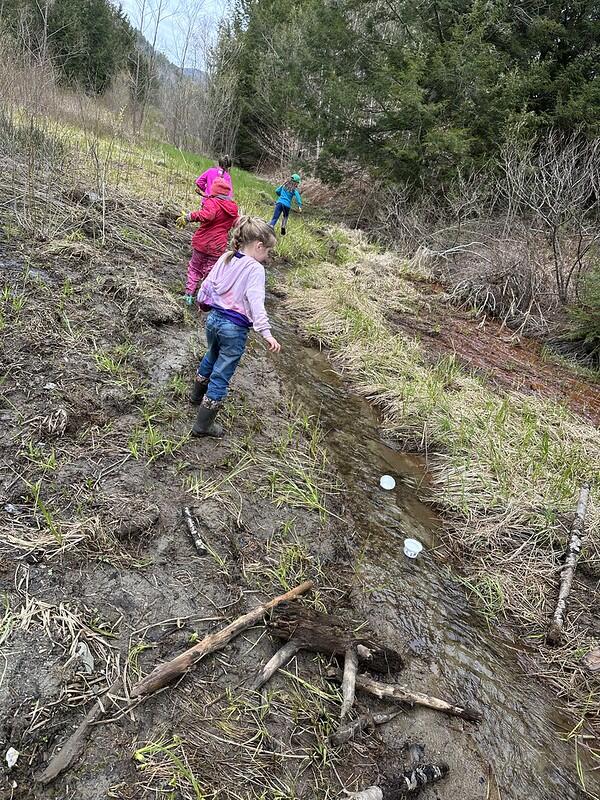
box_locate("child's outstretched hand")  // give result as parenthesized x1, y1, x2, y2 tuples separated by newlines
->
(176, 212, 189, 229)
(265, 336, 281, 353)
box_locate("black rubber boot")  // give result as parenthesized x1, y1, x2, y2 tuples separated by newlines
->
(191, 397, 224, 438)
(190, 375, 209, 405)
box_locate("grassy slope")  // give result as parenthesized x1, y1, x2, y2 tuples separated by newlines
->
(2, 111, 600, 788)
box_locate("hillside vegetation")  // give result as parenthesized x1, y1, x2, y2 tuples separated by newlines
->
(0, 4, 599, 795)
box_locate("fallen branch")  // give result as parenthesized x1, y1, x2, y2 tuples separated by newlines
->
(547, 483, 591, 646)
(349, 672, 481, 722)
(183, 506, 208, 555)
(331, 710, 400, 746)
(36, 678, 122, 785)
(269, 603, 403, 674)
(340, 646, 358, 719)
(249, 639, 301, 691)
(132, 580, 313, 697)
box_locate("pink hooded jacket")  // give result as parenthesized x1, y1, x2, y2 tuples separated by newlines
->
(197, 252, 272, 339)
(195, 166, 232, 196)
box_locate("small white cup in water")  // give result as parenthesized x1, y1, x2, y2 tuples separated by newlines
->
(380, 474, 396, 490)
(403, 538, 423, 559)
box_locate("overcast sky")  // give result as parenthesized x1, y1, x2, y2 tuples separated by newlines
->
(118, 0, 226, 65)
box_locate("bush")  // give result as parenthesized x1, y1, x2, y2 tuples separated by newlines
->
(568, 261, 600, 364)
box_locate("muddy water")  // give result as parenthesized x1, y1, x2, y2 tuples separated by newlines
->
(271, 315, 592, 800)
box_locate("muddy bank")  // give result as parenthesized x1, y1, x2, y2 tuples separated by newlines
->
(0, 180, 595, 800)
(0, 194, 485, 800)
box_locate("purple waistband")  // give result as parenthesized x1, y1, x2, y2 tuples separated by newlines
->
(210, 306, 252, 328)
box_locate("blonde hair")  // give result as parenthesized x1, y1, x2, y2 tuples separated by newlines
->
(225, 215, 276, 263)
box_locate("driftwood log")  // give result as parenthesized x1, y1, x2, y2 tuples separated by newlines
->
(132, 581, 313, 696)
(348, 672, 481, 722)
(547, 483, 591, 646)
(268, 603, 403, 674)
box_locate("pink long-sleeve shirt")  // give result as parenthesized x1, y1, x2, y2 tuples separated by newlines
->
(195, 167, 232, 195)
(197, 252, 272, 339)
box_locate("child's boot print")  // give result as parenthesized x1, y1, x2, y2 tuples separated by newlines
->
(190, 374, 209, 404)
(191, 396, 224, 438)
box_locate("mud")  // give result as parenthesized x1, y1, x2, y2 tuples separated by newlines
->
(0, 187, 594, 800)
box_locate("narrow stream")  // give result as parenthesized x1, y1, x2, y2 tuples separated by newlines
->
(271, 311, 593, 800)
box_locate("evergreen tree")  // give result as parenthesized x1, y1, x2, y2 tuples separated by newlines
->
(218, 0, 600, 186)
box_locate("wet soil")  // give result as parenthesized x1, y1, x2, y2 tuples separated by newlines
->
(0, 196, 594, 800)
(387, 278, 600, 426)
(273, 313, 594, 800)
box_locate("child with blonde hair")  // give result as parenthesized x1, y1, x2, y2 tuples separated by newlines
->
(191, 217, 280, 437)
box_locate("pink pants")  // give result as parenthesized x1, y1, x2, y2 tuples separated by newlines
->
(186, 250, 218, 295)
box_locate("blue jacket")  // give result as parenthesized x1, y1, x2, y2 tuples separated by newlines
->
(275, 185, 302, 209)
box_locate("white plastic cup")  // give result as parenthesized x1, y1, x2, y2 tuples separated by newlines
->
(380, 474, 396, 491)
(403, 538, 423, 559)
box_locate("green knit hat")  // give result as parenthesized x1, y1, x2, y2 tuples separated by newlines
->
(291, 173, 301, 183)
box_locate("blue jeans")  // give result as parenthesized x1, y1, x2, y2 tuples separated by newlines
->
(197, 310, 249, 401)
(269, 202, 290, 228)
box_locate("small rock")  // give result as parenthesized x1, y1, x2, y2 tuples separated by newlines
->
(582, 648, 600, 674)
(6, 747, 19, 769)
(407, 742, 425, 764)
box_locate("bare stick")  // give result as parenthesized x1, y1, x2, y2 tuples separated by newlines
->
(340, 646, 358, 719)
(131, 581, 313, 696)
(351, 673, 481, 722)
(36, 678, 122, 785)
(547, 483, 591, 646)
(331, 710, 400, 746)
(183, 506, 208, 555)
(249, 639, 301, 691)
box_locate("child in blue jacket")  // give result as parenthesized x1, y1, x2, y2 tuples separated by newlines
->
(268, 174, 302, 235)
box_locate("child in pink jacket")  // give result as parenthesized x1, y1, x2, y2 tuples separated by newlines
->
(179, 178, 239, 305)
(195, 155, 232, 197)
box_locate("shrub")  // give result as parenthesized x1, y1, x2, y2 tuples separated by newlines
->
(568, 261, 600, 364)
